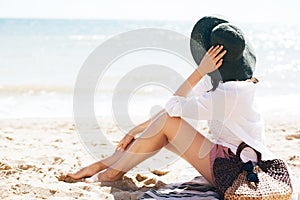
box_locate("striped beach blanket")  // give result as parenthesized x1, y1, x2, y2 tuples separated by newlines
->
(141, 176, 220, 199)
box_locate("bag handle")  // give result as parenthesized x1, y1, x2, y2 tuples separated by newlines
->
(236, 142, 262, 162)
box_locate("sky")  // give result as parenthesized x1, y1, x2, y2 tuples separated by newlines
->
(0, 0, 299, 23)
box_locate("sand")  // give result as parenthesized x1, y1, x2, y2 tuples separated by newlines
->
(0, 117, 299, 199)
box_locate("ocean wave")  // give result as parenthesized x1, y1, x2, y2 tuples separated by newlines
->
(0, 85, 74, 94)
(0, 84, 169, 96)
(68, 35, 108, 41)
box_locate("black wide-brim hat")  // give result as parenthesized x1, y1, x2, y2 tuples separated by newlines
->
(190, 16, 256, 82)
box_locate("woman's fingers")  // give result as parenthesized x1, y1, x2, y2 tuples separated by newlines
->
(207, 45, 218, 55)
(207, 45, 226, 65)
(209, 45, 223, 57)
(115, 134, 135, 151)
(115, 144, 121, 151)
(115, 134, 131, 151)
(198, 45, 227, 75)
(214, 49, 227, 62)
(207, 46, 214, 54)
(215, 59, 223, 68)
(116, 140, 126, 151)
(116, 144, 124, 151)
(115, 137, 134, 151)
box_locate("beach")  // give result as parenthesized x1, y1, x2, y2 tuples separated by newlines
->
(0, 117, 203, 199)
(0, 117, 299, 199)
(0, 18, 299, 199)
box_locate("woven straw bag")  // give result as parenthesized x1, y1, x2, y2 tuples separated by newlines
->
(213, 142, 293, 200)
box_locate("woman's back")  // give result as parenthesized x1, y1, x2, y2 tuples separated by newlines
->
(165, 75, 270, 159)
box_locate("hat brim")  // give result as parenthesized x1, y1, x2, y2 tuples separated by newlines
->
(190, 16, 229, 65)
(190, 16, 255, 82)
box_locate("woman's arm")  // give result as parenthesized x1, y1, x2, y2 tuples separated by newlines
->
(115, 109, 164, 151)
(116, 45, 226, 151)
(174, 45, 226, 97)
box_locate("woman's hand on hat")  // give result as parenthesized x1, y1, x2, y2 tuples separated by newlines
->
(197, 45, 226, 75)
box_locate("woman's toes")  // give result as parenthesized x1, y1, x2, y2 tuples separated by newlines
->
(67, 168, 87, 179)
(67, 173, 78, 179)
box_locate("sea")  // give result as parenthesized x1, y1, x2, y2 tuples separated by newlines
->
(0, 18, 299, 123)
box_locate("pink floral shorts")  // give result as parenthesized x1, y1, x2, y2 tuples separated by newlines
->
(209, 144, 232, 186)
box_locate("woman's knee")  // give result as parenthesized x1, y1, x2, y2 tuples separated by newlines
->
(146, 112, 182, 139)
(161, 114, 183, 136)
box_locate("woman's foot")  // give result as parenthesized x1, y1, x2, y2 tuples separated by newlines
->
(67, 161, 107, 180)
(84, 168, 125, 183)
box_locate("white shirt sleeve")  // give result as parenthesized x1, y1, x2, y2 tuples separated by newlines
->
(165, 75, 214, 120)
(165, 93, 213, 120)
(191, 75, 212, 96)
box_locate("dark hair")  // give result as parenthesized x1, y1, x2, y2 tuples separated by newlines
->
(208, 72, 258, 92)
(208, 71, 222, 91)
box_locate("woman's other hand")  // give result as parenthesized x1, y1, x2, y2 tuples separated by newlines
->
(115, 134, 135, 151)
(198, 45, 226, 75)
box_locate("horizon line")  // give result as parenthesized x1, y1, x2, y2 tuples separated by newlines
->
(0, 16, 293, 25)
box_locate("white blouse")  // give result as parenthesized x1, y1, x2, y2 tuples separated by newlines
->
(165, 75, 274, 161)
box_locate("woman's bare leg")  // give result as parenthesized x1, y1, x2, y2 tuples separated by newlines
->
(67, 142, 179, 180)
(68, 114, 177, 180)
(67, 139, 138, 180)
(67, 151, 123, 179)
(86, 113, 214, 184)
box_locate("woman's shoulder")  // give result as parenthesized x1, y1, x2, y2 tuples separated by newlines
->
(214, 80, 258, 106)
(218, 79, 258, 92)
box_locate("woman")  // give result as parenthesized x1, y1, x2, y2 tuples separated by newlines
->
(68, 16, 273, 186)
